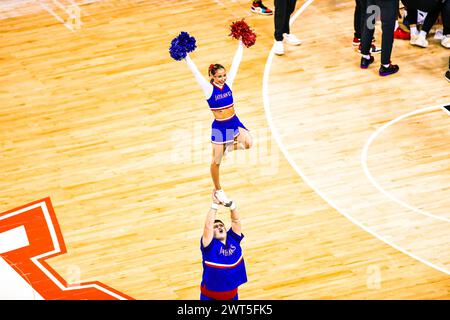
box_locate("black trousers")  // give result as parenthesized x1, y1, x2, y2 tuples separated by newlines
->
(361, 0, 399, 65)
(403, 0, 450, 35)
(354, 0, 366, 38)
(274, 0, 297, 41)
(402, 0, 441, 12)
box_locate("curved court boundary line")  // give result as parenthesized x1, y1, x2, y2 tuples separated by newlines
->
(361, 104, 450, 223)
(262, 0, 450, 275)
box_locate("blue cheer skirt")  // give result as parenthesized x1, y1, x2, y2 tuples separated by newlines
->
(211, 114, 248, 144)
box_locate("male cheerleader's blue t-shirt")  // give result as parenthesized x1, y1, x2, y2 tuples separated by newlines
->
(200, 229, 247, 293)
(206, 83, 234, 111)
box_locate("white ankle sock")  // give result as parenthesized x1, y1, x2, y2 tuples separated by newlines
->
(382, 64, 390, 68)
(362, 54, 370, 59)
(410, 26, 418, 35)
(419, 30, 427, 38)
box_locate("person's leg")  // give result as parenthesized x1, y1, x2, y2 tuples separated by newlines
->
(401, 0, 418, 26)
(421, 4, 440, 34)
(358, 0, 382, 51)
(210, 143, 224, 190)
(360, 0, 370, 39)
(274, 0, 288, 41)
(442, 0, 450, 36)
(442, 1, 450, 48)
(283, 0, 297, 35)
(210, 142, 233, 205)
(407, 8, 418, 26)
(355, 0, 362, 39)
(410, 1, 440, 47)
(282, 0, 302, 45)
(361, 0, 376, 56)
(378, 0, 400, 75)
(401, 0, 419, 38)
(379, 0, 397, 65)
(235, 127, 253, 150)
(407, 8, 419, 37)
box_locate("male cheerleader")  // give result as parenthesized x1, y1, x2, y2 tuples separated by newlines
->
(200, 191, 247, 300)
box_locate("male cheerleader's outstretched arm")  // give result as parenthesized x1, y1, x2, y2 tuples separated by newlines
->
(226, 40, 244, 89)
(185, 54, 213, 99)
(202, 190, 221, 248)
(229, 201, 241, 236)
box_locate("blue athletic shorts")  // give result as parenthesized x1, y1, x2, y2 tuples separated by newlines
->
(211, 114, 248, 144)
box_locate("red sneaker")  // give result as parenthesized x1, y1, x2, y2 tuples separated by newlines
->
(352, 37, 375, 46)
(251, 1, 273, 15)
(394, 27, 410, 40)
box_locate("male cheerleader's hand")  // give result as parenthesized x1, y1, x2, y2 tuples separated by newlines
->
(211, 189, 221, 210)
(228, 199, 237, 211)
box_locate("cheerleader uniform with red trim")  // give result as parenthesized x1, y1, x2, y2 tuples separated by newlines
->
(208, 83, 248, 144)
(200, 229, 247, 300)
(185, 41, 249, 145)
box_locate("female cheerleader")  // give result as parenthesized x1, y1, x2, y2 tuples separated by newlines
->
(184, 39, 253, 206)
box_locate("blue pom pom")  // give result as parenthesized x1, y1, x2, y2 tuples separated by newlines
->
(169, 31, 197, 61)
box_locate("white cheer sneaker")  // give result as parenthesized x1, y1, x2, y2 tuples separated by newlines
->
(283, 33, 302, 46)
(274, 40, 284, 55)
(214, 189, 233, 207)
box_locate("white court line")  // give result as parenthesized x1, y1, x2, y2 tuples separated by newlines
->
(262, 0, 450, 275)
(361, 104, 450, 223)
(38, 0, 74, 31)
(37, 0, 79, 31)
(51, 0, 68, 11)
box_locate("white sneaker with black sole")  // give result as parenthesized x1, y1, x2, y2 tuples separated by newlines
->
(214, 189, 233, 207)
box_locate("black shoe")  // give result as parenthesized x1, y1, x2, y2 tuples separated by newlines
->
(445, 70, 450, 82)
(360, 55, 374, 69)
(379, 64, 399, 76)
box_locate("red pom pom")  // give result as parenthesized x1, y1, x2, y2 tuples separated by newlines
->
(229, 19, 257, 48)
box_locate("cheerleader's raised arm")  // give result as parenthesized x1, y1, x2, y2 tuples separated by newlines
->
(226, 40, 244, 89)
(185, 53, 214, 99)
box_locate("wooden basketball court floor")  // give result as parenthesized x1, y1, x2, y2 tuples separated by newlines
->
(0, 0, 449, 299)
